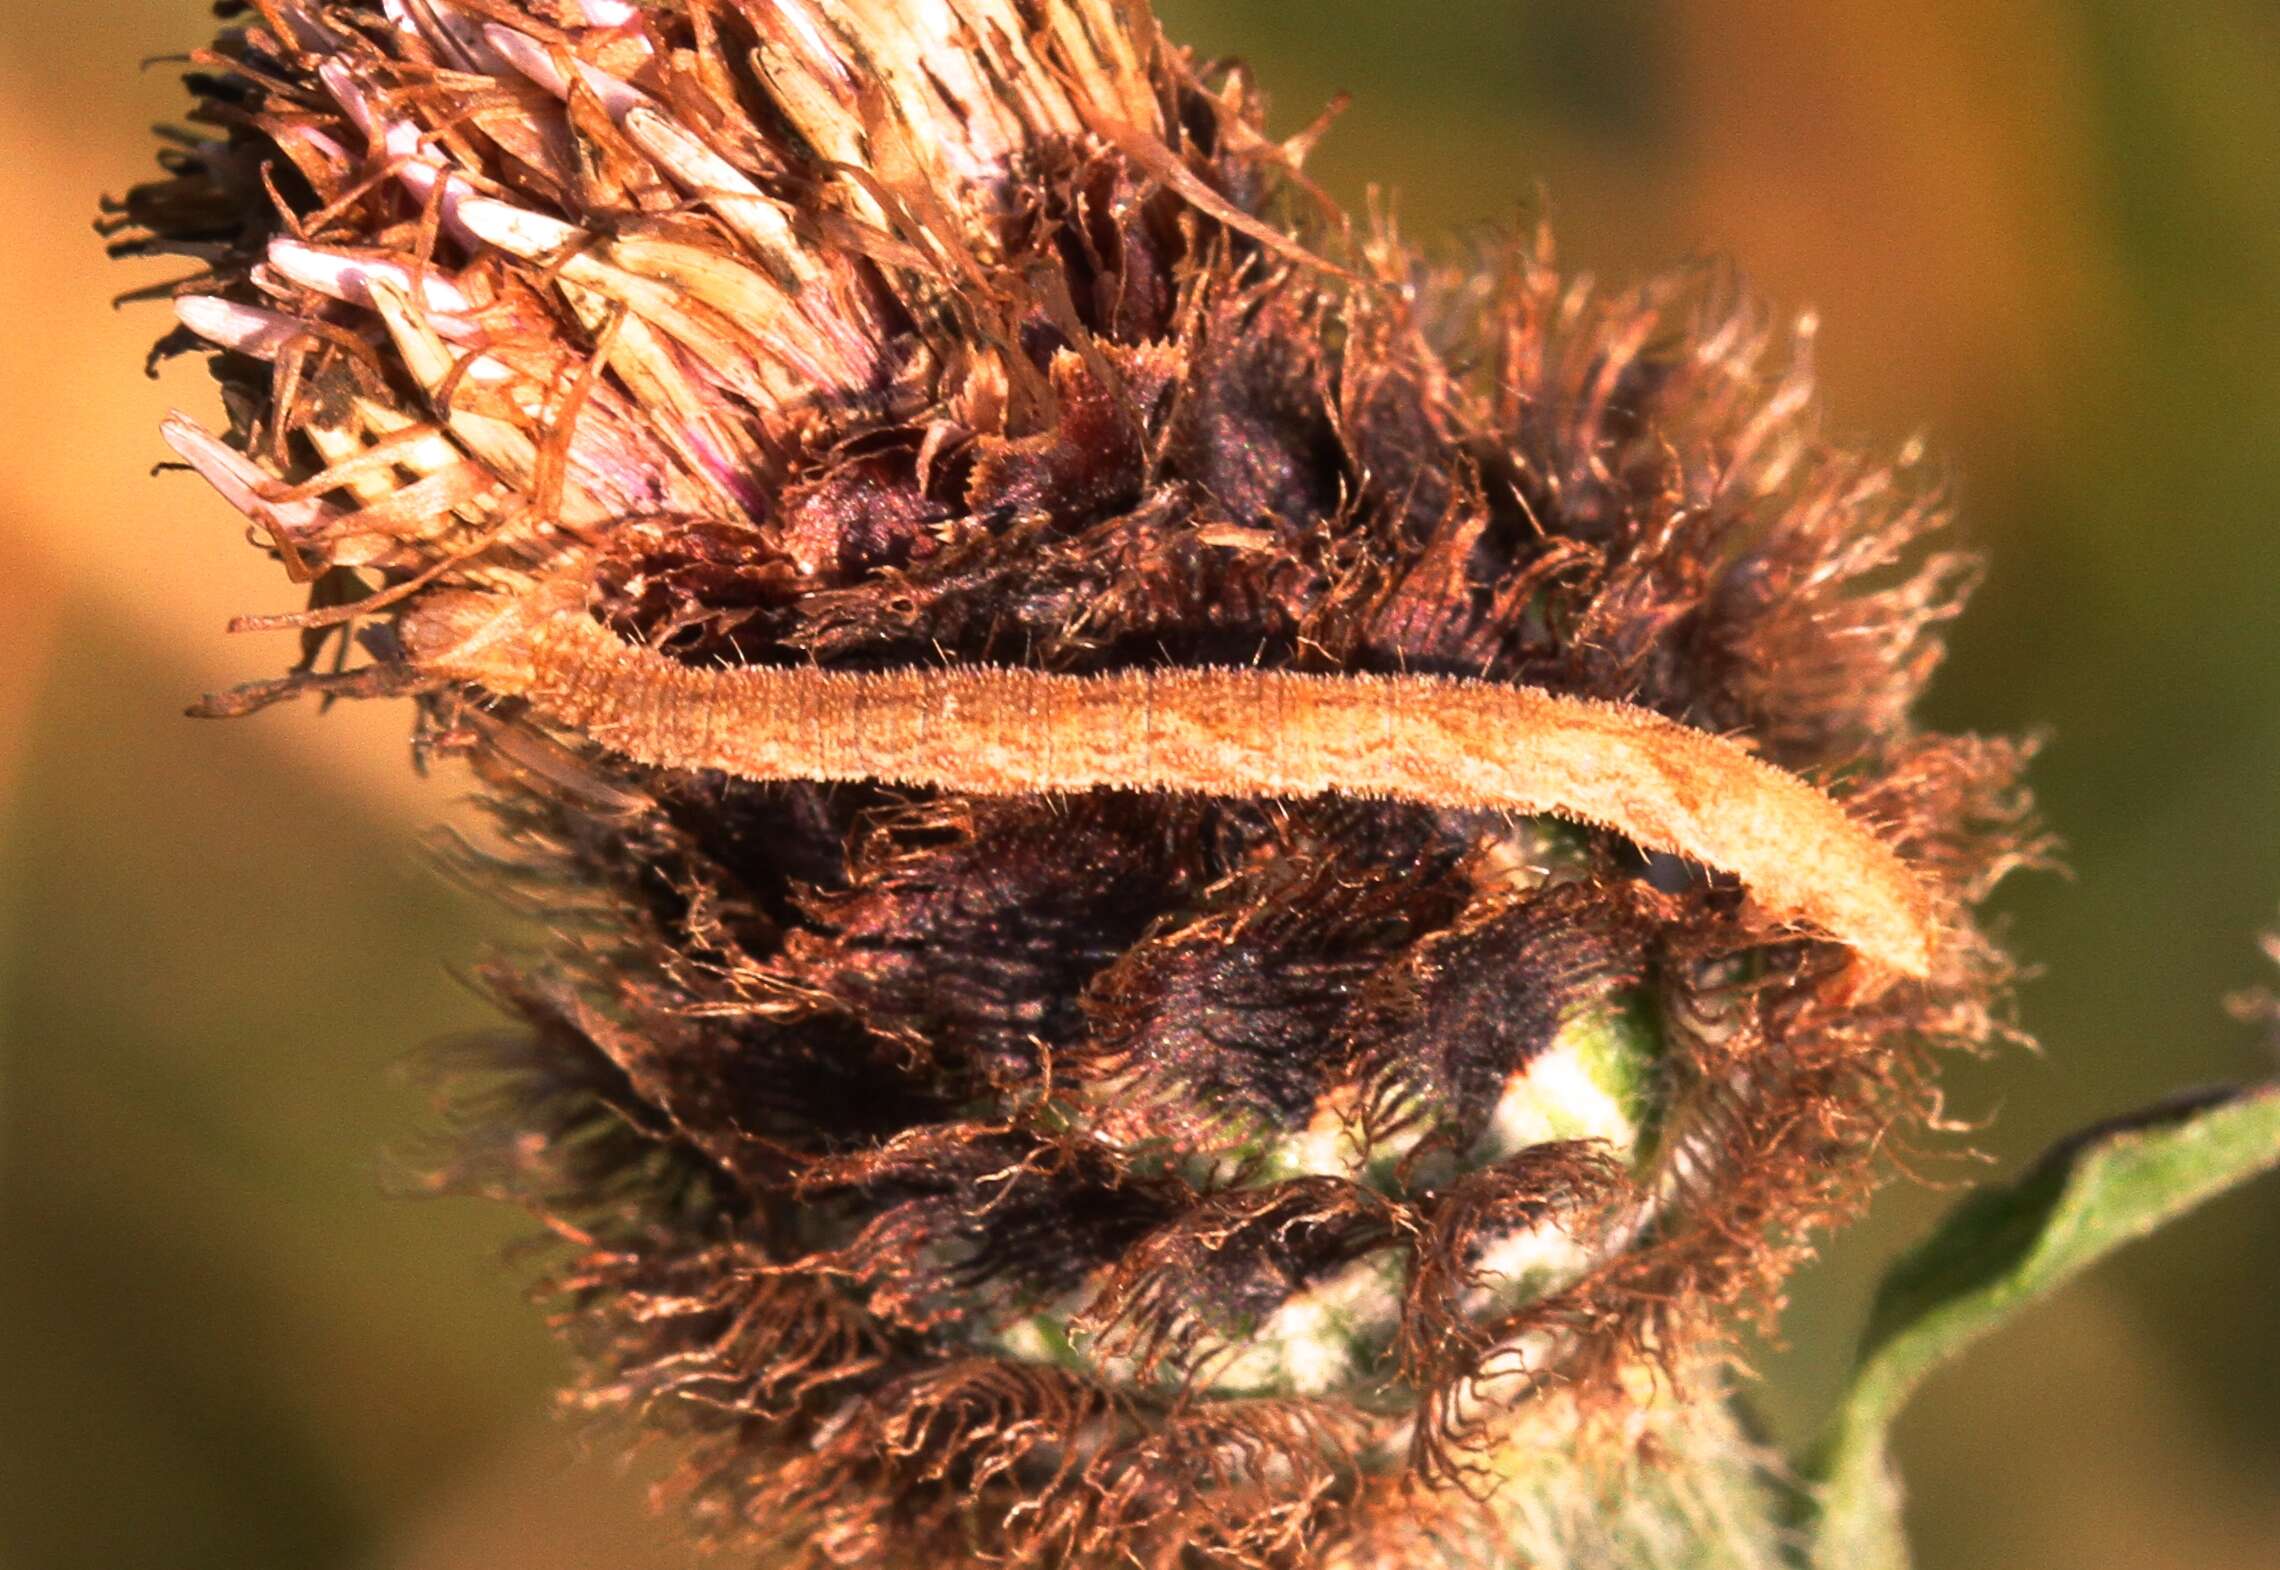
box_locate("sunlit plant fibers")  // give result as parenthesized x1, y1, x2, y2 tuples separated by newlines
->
(110, 2, 2039, 1564)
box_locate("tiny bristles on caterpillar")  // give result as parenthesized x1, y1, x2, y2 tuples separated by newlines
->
(402, 587, 1940, 978)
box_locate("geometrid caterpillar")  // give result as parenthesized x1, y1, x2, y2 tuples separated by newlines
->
(404, 585, 1940, 979)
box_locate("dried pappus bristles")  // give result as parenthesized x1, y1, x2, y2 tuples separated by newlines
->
(113, 0, 2038, 1565)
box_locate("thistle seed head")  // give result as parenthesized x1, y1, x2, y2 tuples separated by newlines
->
(114, 1, 2038, 1564)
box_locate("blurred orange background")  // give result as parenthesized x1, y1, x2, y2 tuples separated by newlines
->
(3, 3, 2276, 1567)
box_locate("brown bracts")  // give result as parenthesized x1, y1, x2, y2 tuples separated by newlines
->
(114, 1, 2035, 1565)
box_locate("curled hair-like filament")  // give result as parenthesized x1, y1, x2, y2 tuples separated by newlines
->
(402, 588, 1941, 977)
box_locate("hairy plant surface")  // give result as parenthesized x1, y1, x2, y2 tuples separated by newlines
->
(113, 1, 2044, 1564)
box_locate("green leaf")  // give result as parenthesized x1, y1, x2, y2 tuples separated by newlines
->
(1805, 1082, 2280, 1570)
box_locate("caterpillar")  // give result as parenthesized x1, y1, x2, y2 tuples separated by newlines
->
(402, 587, 1940, 978)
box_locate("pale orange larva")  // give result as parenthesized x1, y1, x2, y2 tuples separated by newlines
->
(402, 583, 1942, 979)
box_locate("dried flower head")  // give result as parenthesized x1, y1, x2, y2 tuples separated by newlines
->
(113, 1, 2037, 1564)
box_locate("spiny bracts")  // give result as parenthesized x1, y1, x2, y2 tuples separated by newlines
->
(112, 2, 2037, 1564)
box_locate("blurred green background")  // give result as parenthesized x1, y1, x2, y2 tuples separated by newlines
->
(2, 2, 2276, 1567)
